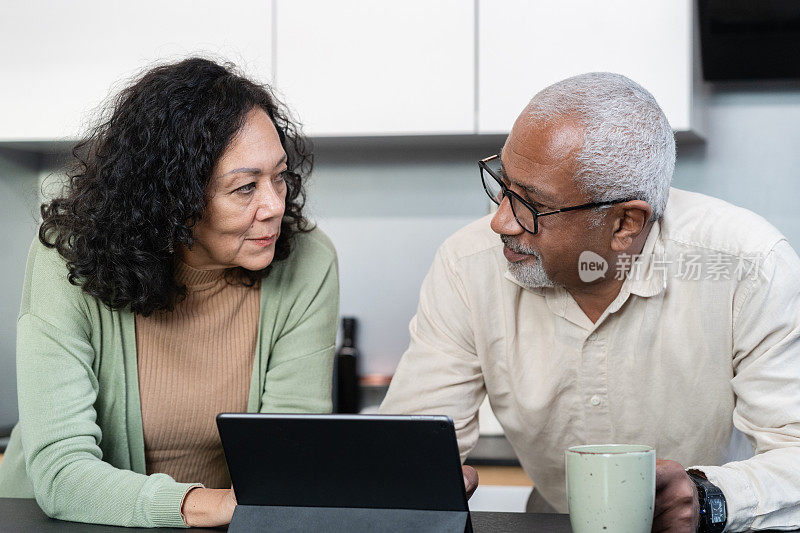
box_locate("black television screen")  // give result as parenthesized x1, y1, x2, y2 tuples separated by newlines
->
(699, 0, 800, 81)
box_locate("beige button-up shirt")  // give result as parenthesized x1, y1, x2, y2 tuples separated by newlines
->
(380, 188, 800, 531)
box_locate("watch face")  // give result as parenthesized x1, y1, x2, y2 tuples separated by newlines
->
(709, 496, 726, 523)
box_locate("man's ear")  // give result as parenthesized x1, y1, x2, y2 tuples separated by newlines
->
(610, 201, 652, 252)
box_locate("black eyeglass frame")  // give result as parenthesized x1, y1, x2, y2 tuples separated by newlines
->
(479, 154, 635, 235)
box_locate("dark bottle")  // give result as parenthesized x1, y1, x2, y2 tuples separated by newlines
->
(335, 317, 360, 414)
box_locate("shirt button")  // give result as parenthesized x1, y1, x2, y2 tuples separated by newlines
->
(588, 333, 598, 341)
(590, 395, 601, 406)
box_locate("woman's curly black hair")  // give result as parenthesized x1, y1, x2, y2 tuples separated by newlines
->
(40, 57, 313, 316)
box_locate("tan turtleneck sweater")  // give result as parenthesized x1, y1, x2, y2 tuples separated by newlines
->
(134, 262, 260, 489)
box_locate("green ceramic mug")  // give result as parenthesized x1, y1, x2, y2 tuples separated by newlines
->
(565, 444, 656, 533)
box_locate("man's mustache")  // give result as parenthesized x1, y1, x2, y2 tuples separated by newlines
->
(501, 235, 538, 256)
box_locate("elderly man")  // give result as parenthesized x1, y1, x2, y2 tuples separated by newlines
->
(380, 72, 800, 532)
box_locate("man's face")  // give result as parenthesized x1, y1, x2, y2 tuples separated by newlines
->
(490, 115, 610, 290)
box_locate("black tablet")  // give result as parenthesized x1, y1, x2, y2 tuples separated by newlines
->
(216, 413, 471, 532)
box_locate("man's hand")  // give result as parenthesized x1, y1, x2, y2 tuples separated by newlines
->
(462, 465, 479, 499)
(653, 459, 699, 533)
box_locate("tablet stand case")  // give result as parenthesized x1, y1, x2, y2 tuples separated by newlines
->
(229, 504, 472, 532)
(218, 414, 473, 533)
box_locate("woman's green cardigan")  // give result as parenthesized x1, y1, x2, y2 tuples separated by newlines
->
(0, 228, 339, 527)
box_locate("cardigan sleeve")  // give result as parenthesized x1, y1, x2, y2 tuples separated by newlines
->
(16, 240, 200, 528)
(259, 229, 340, 414)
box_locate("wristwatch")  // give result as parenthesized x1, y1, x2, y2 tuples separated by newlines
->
(688, 472, 727, 533)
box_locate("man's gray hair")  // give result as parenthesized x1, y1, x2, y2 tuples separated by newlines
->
(525, 72, 675, 221)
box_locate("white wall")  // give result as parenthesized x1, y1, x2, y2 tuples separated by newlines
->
(672, 83, 800, 244)
(304, 139, 496, 375)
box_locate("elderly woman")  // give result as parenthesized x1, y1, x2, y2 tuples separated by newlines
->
(0, 57, 338, 528)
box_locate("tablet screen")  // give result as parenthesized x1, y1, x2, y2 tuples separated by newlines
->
(217, 413, 468, 512)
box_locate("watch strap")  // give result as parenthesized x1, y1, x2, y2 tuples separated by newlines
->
(688, 472, 727, 533)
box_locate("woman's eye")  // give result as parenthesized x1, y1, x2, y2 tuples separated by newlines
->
(274, 170, 289, 183)
(236, 182, 256, 194)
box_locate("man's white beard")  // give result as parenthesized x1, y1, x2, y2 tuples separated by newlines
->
(508, 257, 555, 289)
(501, 235, 555, 289)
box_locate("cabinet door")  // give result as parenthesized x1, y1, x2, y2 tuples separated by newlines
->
(0, 0, 272, 141)
(275, 0, 475, 136)
(479, 0, 696, 134)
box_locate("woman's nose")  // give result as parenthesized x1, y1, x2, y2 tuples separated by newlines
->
(255, 183, 285, 220)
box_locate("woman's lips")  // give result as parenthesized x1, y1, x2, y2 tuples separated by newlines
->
(248, 235, 276, 247)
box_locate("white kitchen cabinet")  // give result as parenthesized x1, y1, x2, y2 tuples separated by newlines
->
(274, 0, 475, 136)
(0, 0, 272, 141)
(478, 0, 705, 136)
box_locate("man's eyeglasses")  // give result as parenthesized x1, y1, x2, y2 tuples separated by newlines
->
(478, 154, 634, 235)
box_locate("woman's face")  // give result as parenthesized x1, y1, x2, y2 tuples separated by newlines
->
(182, 107, 288, 271)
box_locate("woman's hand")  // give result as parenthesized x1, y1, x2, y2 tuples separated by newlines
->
(181, 486, 237, 527)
